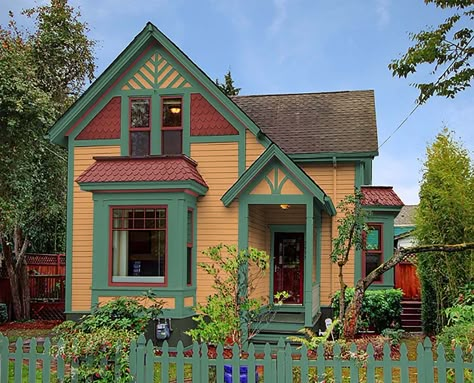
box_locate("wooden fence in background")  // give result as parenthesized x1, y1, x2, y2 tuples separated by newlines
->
(0, 253, 66, 320)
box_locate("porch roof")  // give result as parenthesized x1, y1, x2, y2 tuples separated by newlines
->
(221, 144, 336, 215)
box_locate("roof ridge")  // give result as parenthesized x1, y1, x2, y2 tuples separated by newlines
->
(231, 89, 374, 98)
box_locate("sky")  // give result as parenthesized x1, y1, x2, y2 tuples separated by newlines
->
(1, 0, 473, 205)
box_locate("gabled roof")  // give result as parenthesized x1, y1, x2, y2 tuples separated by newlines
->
(394, 205, 417, 226)
(361, 186, 404, 207)
(232, 91, 378, 155)
(48, 22, 265, 146)
(221, 144, 336, 215)
(77, 155, 207, 189)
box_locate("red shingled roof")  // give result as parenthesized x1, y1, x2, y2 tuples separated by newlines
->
(76, 155, 207, 187)
(361, 186, 404, 207)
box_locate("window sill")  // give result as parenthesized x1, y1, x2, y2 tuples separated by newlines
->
(112, 276, 165, 284)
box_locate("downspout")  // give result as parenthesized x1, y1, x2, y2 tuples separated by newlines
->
(330, 156, 337, 295)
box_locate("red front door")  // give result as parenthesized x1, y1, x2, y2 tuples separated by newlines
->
(273, 232, 304, 304)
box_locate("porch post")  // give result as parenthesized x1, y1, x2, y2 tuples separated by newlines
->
(304, 199, 314, 327)
(238, 197, 249, 348)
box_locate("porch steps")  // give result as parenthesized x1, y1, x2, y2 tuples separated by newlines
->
(401, 300, 422, 333)
(251, 312, 312, 346)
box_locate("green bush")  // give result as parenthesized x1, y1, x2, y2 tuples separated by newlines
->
(436, 284, 474, 362)
(436, 322, 474, 362)
(0, 304, 8, 323)
(331, 288, 403, 333)
(52, 294, 163, 382)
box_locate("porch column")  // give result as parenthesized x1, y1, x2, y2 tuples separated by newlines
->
(304, 199, 314, 326)
(238, 198, 249, 348)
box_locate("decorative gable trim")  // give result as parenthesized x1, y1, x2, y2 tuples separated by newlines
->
(221, 144, 336, 215)
(76, 97, 121, 140)
(190, 93, 239, 136)
(121, 51, 193, 90)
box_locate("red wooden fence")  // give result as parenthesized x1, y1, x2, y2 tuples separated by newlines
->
(0, 253, 66, 320)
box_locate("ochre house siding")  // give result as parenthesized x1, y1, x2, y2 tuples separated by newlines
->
(97, 296, 176, 309)
(72, 145, 121, 312)
(245, 129, 265, 169)
(191, 142, 239, 306)
(301, 163, 356, 305)
(248, 205, 269, 300)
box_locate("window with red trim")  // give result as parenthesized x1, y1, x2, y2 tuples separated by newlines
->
(162, 97, 182, 154)
(363, 224, 383, 282)
(111, 207, 166, 283)
(186, 209, 193, 285)
(130, 98, 151, 156)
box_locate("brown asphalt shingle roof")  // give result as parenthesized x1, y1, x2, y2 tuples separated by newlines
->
(232, 90, 378, 155)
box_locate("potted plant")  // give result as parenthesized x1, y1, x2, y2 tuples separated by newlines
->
(186, 244, 288, 382)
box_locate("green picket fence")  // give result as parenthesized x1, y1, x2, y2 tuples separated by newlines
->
(1, 334, 473, 382)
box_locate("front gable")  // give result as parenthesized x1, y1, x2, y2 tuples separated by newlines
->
(48, 23, 268, 158)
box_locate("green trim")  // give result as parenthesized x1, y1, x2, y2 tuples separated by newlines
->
(78, 180, 208, 195)
(354, 162, 364, 189)
(182, 93, 191, 156)
(221, 145, 336, 215)
(363, 206, 403, 213)
(150, 94, 161, 155)
(304, 202, 314, 326)
(65, 142, 75, 313)
(189, 135, 239, 143)
(73, 139, 122, 147)
(363, 159, 373, 185)
(238, 131, 246, 176)
(290, 151, 378, 162)
(120, 96, 129, 156)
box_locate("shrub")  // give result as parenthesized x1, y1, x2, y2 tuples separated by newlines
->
(52, 294, 163, 382)
(436, 284, 474, 362)
(0, 304, 8, 323)
(186, 244, 288, 348)
(436, 322, 474, 362)
(331, 288, 403, 333)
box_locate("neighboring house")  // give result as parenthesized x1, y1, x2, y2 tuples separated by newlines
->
(394, 205, 421, 300)
(48, 23, 403, 345)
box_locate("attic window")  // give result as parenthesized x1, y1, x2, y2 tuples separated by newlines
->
(162, 97, 182, 154)
(130, 98, 151, 156)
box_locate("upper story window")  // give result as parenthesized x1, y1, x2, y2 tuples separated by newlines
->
(130, 98, 151, 157)
(363, 224, 383, 282)
(162, 97, 182, 155)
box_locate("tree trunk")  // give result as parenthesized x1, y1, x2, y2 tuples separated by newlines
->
(338, 263, 346, 324)
(342, 242, 474, 339)
(0, 227, 31, 320)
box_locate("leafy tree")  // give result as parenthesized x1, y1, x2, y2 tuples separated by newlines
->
(0, 0, 95, 320)
(215, 70, 241, 96)
(414, 129, 474, 333)
(330, 190, 368, 326)
(389, 0, 473, 104)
